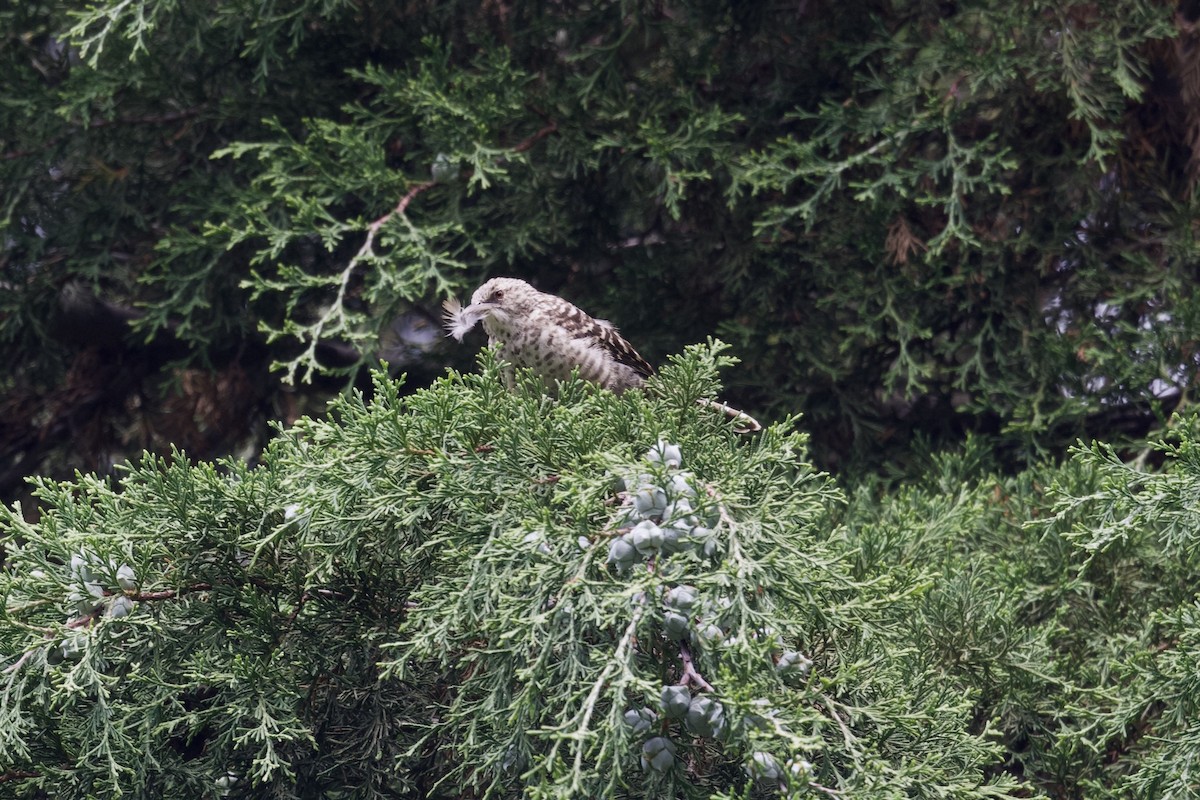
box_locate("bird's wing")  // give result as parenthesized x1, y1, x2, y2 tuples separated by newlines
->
(591, 321, 655, 378)
(549, 298, 654, 378)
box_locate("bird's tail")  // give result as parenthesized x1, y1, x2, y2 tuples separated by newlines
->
(696, 399, 762, 434)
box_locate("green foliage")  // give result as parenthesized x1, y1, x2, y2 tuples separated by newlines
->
(7, 3, 1200, 797)
(0, 346, 1016, 798)
(209, 44, 533, 382)
(842, 419, 1200, 798)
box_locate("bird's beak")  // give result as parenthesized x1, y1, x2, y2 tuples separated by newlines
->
(442, 297, 494, 341)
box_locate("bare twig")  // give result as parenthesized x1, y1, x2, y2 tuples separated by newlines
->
(283, 180, 436, 383)
(0, 770, 40, 784)
(358, 181, 436, 258)
(2, 649, 36, 675)
(66, 611, 99, 629)
(677, 641, 714, 692)
(511, 122, 558, 153)
(101, 583, 213, 601)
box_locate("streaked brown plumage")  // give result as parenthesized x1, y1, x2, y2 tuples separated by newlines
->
(444, 277, 760, 431)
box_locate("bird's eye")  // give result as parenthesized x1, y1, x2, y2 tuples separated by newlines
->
(491, 290, 504, 301)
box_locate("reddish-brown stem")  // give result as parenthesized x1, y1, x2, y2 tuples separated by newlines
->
(511, 122, 558, 153)
(677, 641, 714, 692)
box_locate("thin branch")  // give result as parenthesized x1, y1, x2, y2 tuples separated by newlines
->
(66, 611, 99, 629)
(676, 641, 714, 692)
(361, 181, 436, 255)
(0, 771, 40, 784)
(286, 180, 436, 383)
(103, 583, 213, 601)
(822, 695, 856, 749)
(286, 588, 349, 624)
(547, 599, 645, 792)
(809, 780, 846, 798)
(2, 649, 36, 675)
(59, 582, 216, 627)
(511, 122, 558, 154)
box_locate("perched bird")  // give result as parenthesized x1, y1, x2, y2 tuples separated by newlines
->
(444, 277, 761, 432)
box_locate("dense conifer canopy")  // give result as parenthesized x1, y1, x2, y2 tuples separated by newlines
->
(3, 2, 1200, 798)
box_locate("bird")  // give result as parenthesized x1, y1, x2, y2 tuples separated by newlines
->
(443, 277, 761, 432)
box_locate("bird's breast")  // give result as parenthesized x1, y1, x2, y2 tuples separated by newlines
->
(484, 317, 621, 386)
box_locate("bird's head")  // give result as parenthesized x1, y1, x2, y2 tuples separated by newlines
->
(443, 277, 537, 340)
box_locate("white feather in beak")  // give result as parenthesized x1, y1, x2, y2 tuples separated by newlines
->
(442, 296, 492, 341)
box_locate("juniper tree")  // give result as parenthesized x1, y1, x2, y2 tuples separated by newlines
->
(839, 416, 1200, 799)
(7, 343, 1200, 799)
(0, 346, 1019, 798)
(6, 2, 1200, 799)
